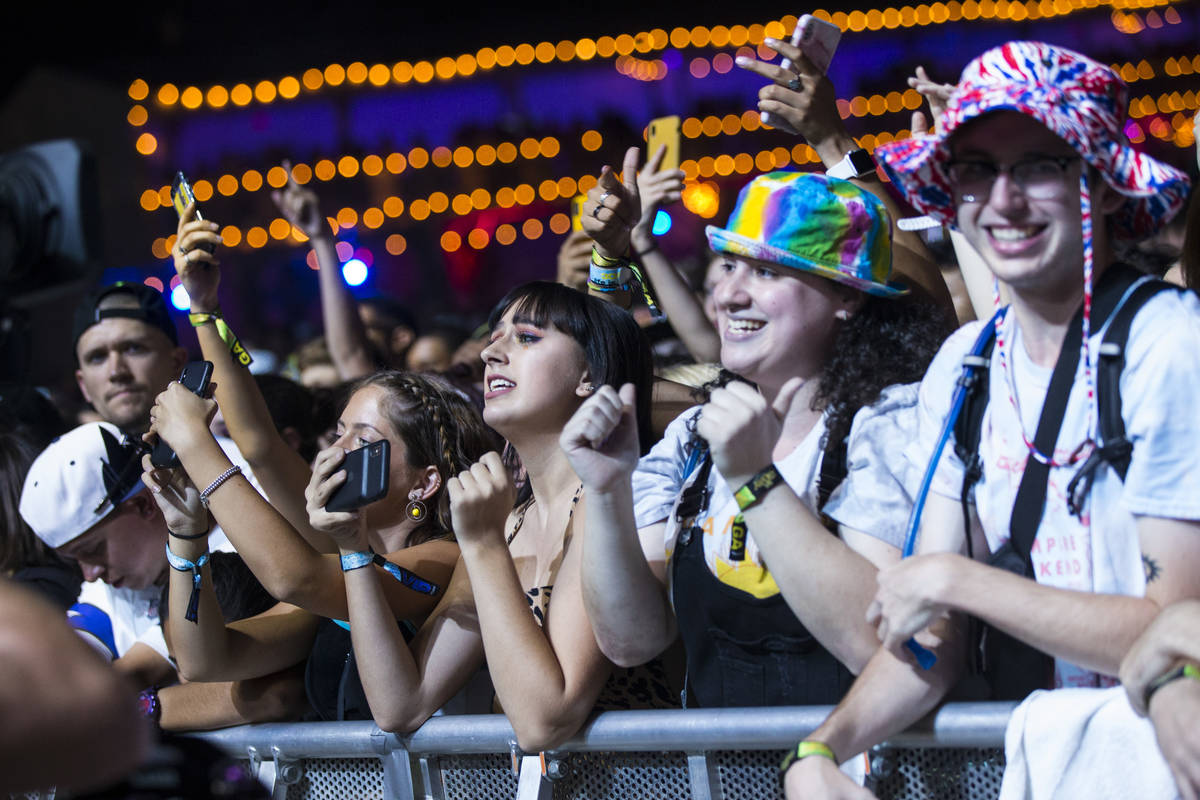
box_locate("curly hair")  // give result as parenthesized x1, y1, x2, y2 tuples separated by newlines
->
(352, 371, 502, 545)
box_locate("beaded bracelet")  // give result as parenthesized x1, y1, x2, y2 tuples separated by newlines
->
(199, 465, 242, 507)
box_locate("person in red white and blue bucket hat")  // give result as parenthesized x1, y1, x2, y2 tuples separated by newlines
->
(783, 41, 1200, 799)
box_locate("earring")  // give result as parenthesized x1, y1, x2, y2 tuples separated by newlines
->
(582, 383, 595, 394)
(405, 490, 428, 523)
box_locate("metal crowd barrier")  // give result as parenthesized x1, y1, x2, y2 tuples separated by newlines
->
(193, 702, 1017, 800)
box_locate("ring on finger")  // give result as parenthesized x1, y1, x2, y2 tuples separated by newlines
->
(591, 204, 605, 219)
(598, 190, 612, 204)
(786, 77, 802, 91)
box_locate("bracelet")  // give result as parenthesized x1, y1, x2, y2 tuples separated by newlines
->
(590, 246, 625, 267)
(1145, 662, 1200, 708)
(780, 740, 837, 776)
(168, 527, 210, 540)
(137, 687, 162, 725)
(340, 548, 441, 596)
(165, 543, 210, 623)
(733, 464, 785, 511)
(199, 465, 242, 507)
(188, 310, 254, 368)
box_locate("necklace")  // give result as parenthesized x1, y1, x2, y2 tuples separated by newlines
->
(506, 483, 584, 545)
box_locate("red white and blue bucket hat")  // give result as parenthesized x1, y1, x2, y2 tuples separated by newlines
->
(874, 41, 1190, 241)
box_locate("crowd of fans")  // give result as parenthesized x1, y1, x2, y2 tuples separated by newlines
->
(3, 34, 1200, 799)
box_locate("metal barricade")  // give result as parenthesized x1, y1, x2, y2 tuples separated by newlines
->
(193, 702, 1015, 800)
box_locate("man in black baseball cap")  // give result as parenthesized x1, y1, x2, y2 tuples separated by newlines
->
(72, 282, 186, 437)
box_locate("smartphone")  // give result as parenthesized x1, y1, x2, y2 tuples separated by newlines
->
(761, 14, 843, 126)
(170, 171, 216, 253)
(326, 440, 390, 513)
(150, 361, 215, 468)
(647, 115, 681, 172)
(570, 194, 587, 232)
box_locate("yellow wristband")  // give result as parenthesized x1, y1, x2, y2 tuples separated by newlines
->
(188, 310, 222, 327)
(780, 740, 837, 776)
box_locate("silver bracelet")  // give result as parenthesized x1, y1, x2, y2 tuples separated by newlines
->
(199, 465, 242, 507)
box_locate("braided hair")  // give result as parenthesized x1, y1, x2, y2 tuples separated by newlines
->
(353, 371, 502, 544)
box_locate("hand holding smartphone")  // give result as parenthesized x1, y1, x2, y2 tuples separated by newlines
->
(326, 440, 390, 512)
(646, 116, 681, 173)
(150, 361, 215, 468)
(170, 171, 216, 254)
(760, 14, 843, 127)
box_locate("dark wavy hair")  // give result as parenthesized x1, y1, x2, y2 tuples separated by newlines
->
(1, 431, 76, 574)
(688, 296, 951, 484)
(351, 371, 502, 545)
(489, 281, 655, 506)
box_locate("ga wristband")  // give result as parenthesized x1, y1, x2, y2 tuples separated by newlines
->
(1145, 662, 1200, 708)
(733, 464, 784, 512)
(188, 310, 253, 368)
(780, 740, 837, 776)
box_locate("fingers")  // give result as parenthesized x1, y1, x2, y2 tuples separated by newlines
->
(912, 109, 929, 135)
(620, 146, 640, 195)
(617, 382, 636, 409)
(644, 143, 667, 174)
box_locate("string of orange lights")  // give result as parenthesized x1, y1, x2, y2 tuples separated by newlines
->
(126, 0, 1179, 120)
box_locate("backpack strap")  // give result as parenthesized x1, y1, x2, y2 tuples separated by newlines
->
(954, 336, 996, 560)
(1066, 277, 1183, 515)
(816, 431, 848, 512)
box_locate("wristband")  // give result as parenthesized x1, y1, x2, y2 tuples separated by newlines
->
(137, 687, 162, 725)
(199, 465, 242, 507)
(188, 310, 253, 368)
(590, 247, 625, 267)
(165, 543, 210, 623)
(733, 464, 784, 511)
(168, 527, 210, 540)
(780, 740, 837, 776)
(1145, 662, 1200, 708)
(340, 548, 442, 595)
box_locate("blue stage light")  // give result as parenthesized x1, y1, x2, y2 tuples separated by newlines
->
(342, 258, 368, 286)
(170, 284, 191, 310)
(652, 209, 672, 236)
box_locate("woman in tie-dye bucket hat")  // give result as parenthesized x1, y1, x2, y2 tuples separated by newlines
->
(564, 165, 953, 711)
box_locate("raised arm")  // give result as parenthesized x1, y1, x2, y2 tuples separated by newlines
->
(272, 164, 376, 380)
(172, 202, 333, 553)
(562, 385, 678, 667)
(148, 383, 454, 622)
(448, 453, 614, 752)
(739, 41, 954, 315)
(697, 379, 898, 673)
(633, 146, 721, 362)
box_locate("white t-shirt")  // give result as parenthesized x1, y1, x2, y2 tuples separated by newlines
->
(77, 435, 256, 662)
(632, 384, 919, 599)
(906, 286, 1200, 687)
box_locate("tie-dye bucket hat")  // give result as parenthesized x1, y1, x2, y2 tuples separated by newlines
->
(705, 171, 907, 297)
(874, 41, 1190, 241)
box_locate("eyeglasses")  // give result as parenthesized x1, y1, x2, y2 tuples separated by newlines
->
(947, 155, 1080, 203)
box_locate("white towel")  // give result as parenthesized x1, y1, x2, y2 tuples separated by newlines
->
(999, 686, 1179, 800)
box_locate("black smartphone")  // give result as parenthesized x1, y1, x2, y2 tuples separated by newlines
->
(326, 440, 390, 512)
(150, 360, 215, 468)
(170, 171, 216, 254)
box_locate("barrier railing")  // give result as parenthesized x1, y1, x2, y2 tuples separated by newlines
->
(193, 701, 1017, 799)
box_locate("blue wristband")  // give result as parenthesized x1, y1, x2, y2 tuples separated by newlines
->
(165, 543, 210, 623)
(340, 550, 374, 571)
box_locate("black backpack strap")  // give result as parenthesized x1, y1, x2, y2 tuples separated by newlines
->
(1008, 264, 1146, 566)
(816, 431, 848, 512)
(1066, 277, 1183, 514)
(954, 324, 999, 560)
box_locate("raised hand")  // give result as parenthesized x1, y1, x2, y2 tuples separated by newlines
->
(560, 384, 640, 493)
(271, 160, 327, 240)
(582, 146, 641, 260)
(148, 381, 219, 455)
(695, 377, 804, 487)
(447, 452, 515, 547)
(908, 65, 955, 135)
(304, 445, 364, 546)
(632, 145, 684, 253)
(172, 202, 222, 313)
(736, 37, 845, 148)
(556, 229, 594, 292)
(140, 453, 208, 538)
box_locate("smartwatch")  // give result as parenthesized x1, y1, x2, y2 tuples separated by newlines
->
(826, 148, 876, 180)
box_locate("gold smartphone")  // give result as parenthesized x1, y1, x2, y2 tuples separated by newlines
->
(647, 115, 681, 172)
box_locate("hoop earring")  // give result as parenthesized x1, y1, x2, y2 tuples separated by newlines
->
(405, 490, 428, 523)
